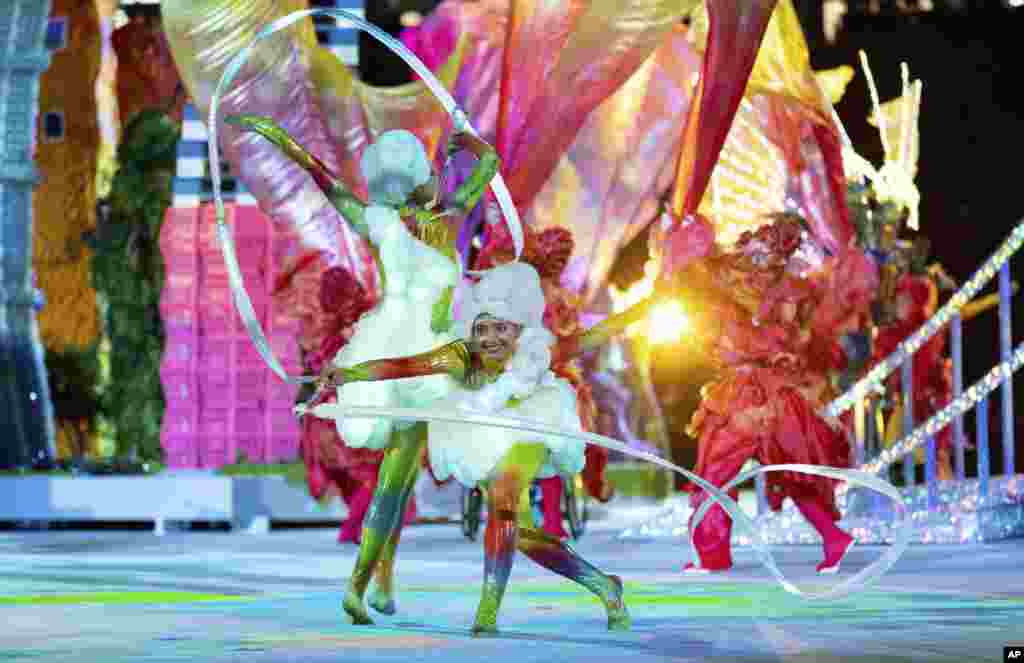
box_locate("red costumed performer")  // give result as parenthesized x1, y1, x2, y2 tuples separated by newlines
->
(658, 213, 856, 575)
(875, 270, 957, 479)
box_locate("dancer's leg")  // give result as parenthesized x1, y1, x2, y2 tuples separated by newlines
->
(538, 476, 568, 539)
(343, 424, 425, 624)
(686, 428, 756, 572)
(794, 497, 854, 574)
(517, 501, 630, 630)
(368, 462, 421, 615)
(472, 443, 547, 635)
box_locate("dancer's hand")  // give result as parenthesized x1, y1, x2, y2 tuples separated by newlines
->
(316, 363, 346, 391)
(447, 131, 469, 158)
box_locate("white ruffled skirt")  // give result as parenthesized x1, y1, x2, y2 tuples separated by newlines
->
(428, 374, 585, 488)
(332, 294, 454, 450)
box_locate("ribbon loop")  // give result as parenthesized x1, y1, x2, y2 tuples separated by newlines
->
(205, 8, 525, 385)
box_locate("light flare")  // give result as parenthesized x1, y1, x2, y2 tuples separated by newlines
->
(648, 300, 690, 345)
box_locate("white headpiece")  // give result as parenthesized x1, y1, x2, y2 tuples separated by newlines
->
(456, 262, 556, 414)
(360, 130, 432, 207)
(459, 262, 548, 335)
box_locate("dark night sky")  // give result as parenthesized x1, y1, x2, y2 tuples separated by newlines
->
(363, 2, 1024, 470)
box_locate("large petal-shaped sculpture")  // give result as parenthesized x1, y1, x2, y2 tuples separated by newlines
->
(404, 0, 699, 300)
(670, 0, 778, 220)
(676, 0, 852, 254)
(501, 0, 699, 211)
(529, 27, 701, 302)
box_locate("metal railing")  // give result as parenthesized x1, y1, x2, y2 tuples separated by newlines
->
(750, 223, 1021, 516)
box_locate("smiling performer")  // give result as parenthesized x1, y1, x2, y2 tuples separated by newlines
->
(315, 261, 655, 634)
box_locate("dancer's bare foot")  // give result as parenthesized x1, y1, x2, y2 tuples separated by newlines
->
(342, 590, 373, 625)
(605, 575, 631, 631)
(471, 622, 499, 637)
(471, 588, 500, 636)
(368, 586, 396, 615)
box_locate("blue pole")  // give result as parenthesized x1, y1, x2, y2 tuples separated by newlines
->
(998, 263, 1015, 475)
(755, 471, 768, 516)
(902, 358, 915, 487)
(854, 397, 866, 466)
(951, 313, 966, 480)
(926, 435, 938, 510)
(977, 396, 990, 500)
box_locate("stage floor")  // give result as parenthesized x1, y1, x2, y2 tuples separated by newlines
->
(1, 506, 1022, 662)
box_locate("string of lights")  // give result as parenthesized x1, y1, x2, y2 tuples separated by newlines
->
(846, 339, 1023, 480)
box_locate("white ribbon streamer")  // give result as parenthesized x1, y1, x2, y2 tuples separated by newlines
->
(299, 402, 910, 601)
(205, 8, 525, 384)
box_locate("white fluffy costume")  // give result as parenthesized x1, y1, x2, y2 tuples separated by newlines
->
(331, 130, 458, 449)
(428, 262, 585, 487)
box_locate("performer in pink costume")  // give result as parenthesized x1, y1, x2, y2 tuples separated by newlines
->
(656, 213, 860, 575)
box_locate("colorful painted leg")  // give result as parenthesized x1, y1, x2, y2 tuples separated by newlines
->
(794, 497, 854, 574)
(343, 424, 425, 625)
(517, 526, 630, 630)
(472, 443, 547, 635)
(368, 489, 415, 615)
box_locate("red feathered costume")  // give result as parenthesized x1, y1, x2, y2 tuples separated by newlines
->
(661, 214, 859, 573)
(873, 273, 957, 476)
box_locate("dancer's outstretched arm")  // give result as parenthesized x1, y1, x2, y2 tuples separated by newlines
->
(552, 296, 659, 364)
(226, 114, 369, 236)
(321, 339, 478, 387)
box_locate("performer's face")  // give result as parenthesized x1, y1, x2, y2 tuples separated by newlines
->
(472, 315, 522, 363)
(409, 175, 440, 208)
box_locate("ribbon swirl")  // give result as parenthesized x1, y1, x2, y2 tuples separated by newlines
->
(299, 402, 911, 601)
(205, 8, 525, 384)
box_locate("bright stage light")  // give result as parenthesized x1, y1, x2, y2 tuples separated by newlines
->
(647, 300, 689, 345)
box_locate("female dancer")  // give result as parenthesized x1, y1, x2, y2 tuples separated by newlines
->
(314, 261, 648, 634)
(227, 112, 497, 614)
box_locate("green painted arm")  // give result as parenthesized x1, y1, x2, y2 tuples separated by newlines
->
(225, 114, 369, 236)
(337, 340, 473, 384)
